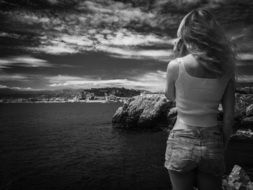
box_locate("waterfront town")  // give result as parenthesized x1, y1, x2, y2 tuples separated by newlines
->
(0, 87, 155, 103)
(0, 93, 125, 103)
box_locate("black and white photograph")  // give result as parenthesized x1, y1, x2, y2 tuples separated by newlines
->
(0, 0, 253, 189)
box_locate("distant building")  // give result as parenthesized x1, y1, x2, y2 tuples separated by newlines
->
(80, 91, 87, 100)
(86, 92, 95, 100)
(79, 91, 95, 100)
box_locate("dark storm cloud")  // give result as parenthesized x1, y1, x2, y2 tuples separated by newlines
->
(0, 0, 253, 91)
(2, 0, 251, 57)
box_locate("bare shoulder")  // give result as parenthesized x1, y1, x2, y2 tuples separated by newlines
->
(181, 54, 198, 67)
(166, 58, 180, 81)
(167, 58, 180, 71)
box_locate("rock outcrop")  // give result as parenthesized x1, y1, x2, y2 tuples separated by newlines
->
(222, 165, 253, 190)
(232, 93, 253, 140)
(112, 91, 253, 132)
(112, 94, 175, 129)
(246, 104, 253, 117)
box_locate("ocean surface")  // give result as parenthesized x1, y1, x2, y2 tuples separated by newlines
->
(1, 103, 253, 190)
(0, 103, 171, 190)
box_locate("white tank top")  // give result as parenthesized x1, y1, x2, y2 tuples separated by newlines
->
(174, 57, 230, 127)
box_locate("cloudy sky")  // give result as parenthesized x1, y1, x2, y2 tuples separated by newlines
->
(0, 0, 252, 92)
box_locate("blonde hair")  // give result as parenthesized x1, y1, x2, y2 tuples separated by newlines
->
(174, 8, 236, 79)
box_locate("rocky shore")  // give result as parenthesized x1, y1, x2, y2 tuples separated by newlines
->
(112, 88, 253, 185)
(112, 88, 253, 139)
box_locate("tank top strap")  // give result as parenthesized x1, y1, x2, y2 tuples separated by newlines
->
(175, 58, 184, 79)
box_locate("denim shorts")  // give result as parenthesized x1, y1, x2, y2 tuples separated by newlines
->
(164, 124, 225, 177)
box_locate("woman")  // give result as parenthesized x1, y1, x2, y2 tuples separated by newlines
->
(164, 9, 236, 190)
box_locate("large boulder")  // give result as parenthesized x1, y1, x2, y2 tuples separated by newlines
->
(222, 165, 253, 190)
(235, 94, 253, 119)
(246, 104, 253, 117)
(234, 94, 253, 130)
(112, 94, 175, 129)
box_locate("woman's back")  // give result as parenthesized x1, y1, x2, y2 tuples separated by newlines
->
(174, 54, 230, 127)
(164, 9, 235, 190)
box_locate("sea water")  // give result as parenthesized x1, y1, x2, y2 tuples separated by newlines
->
(0, 103, 170, 190)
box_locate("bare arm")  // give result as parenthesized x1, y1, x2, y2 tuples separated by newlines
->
(165, 60, 178, 101)
(221, 76, 235, 149)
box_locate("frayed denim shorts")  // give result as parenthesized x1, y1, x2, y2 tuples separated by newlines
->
(164, 122, 225, 177)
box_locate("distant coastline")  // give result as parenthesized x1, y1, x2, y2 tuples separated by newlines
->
(1, 86, 252, 104)
(0, 87, 152, 104)
(0, 98, 128, 104)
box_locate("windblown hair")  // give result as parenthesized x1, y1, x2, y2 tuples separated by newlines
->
(174, 8, 236, 79)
